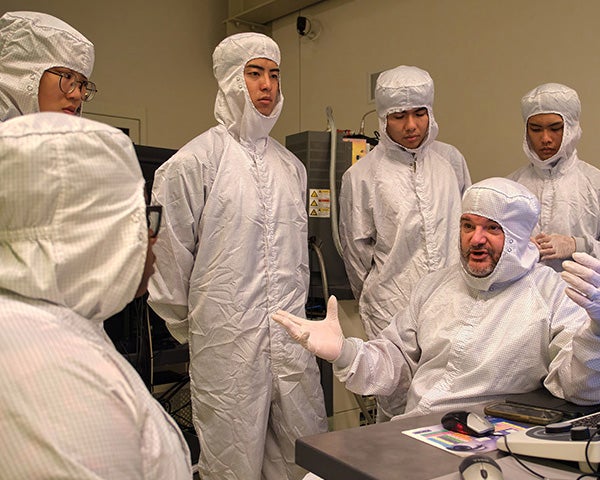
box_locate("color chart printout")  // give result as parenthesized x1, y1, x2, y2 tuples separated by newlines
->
(402, 417, 527, 457)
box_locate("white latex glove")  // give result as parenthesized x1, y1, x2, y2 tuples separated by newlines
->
(535, 232, 576, 261)
(561, 252, 600, 323)
(272, 296, 344, 362)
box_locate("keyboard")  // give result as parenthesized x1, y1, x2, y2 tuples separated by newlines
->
(497, 411, 600, 473)
(572, 412, 600, 428)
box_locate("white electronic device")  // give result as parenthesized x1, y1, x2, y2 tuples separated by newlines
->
(497, 411, 600, 473)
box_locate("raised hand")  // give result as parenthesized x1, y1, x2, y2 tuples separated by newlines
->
(561, 252, 600, 322)
(272, 296, 344, 362)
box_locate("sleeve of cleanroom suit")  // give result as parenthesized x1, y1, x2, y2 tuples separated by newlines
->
(544, 281, 600, 405)
(339, 168, 376, 299)
(430, 141, 472, 196)
(575, 235, 600, 260)
(148, 151, 207, 344)
(573, 170, 600, 256)
(332, 297, 419, 399)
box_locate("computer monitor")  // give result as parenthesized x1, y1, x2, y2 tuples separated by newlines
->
(134, 144, 177, 198)
(104, 144, 178, 386)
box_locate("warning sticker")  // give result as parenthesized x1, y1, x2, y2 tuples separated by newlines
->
(308, 189, 331, 218)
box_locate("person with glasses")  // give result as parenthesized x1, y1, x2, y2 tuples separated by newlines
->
(0, 11, 97, 121)
(148, 32, 327, 480)
(0, 112, 191, 478)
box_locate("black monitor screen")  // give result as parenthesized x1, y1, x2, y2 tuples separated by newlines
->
(105, 143, 179, 386)
(134, 144, 177, 198)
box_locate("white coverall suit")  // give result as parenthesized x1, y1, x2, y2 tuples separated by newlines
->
(148, 33, 327, 480)
(0, 113, 191, 479)
(339, 66, 471, 419)
(0, 11, 94, 121)
(334, 178, 600, 419)
(508, 83, 600, 271)
(339, 65, 471, 346)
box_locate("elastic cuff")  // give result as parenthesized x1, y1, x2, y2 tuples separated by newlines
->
(333, 338, 358, 369)
(589, 318, 600, 337)
(574, 236, 584, 253)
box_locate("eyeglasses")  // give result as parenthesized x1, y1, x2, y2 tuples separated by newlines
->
(45, 69, 98, 102)
(146, 205, 162, 238)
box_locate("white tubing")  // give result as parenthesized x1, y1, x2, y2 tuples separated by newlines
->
(325, 106, 343, 258)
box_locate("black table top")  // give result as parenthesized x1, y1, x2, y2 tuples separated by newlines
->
(296, 408, 502, 480)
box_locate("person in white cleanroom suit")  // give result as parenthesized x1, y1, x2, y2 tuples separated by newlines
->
(508, 83, 600, 272)
(339, 65, 470, 341)
(147, 33, 327, 480)
(0, 11, 96, 121)
(338, 66, 471, 419)
(275, 177, 600, 419)
(0, 113, 191, 479)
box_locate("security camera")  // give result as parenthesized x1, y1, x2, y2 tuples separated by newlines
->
(296, 16, 320, 40)
(296, 16, 310, 36)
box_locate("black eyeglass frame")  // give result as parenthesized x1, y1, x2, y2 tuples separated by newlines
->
(146, 205, 162, 238)
(45, 69, 98, 102)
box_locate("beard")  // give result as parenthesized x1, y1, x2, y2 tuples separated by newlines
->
(461, 247, 499, 278)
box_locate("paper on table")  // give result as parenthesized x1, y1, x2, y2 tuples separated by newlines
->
(402, 417, 528, 457)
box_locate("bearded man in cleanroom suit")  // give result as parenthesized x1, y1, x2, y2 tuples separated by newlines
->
(148, 32, 327, 480)
(275, 177, 600, 418)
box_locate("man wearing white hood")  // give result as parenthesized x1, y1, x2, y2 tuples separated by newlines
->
(339, 66, 470, 342)
(274, 178, 600, 419)
(147, 33, 327, 480)
(338, 66, 471, 419)
(508, 83, 600, 272)
(0, 11, 97, 120)
(0, 113, 191, 478)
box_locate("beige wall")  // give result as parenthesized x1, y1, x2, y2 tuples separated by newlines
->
(3, 0, 600, 181)
(270, 0, 600, 181)
(1, 0, 228, 148)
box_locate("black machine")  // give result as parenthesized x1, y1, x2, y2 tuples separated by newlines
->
(103, 144, 199, 460)
(285, 130, 356, 312)
(104, 144, 180, 387)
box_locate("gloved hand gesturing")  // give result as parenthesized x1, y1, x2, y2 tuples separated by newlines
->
(272, 296, 344, 362)
(561, 252, 600, 322)
(535, 232, 576, 261)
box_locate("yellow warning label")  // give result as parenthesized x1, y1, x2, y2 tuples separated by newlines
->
(308, 189, 331, 218)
